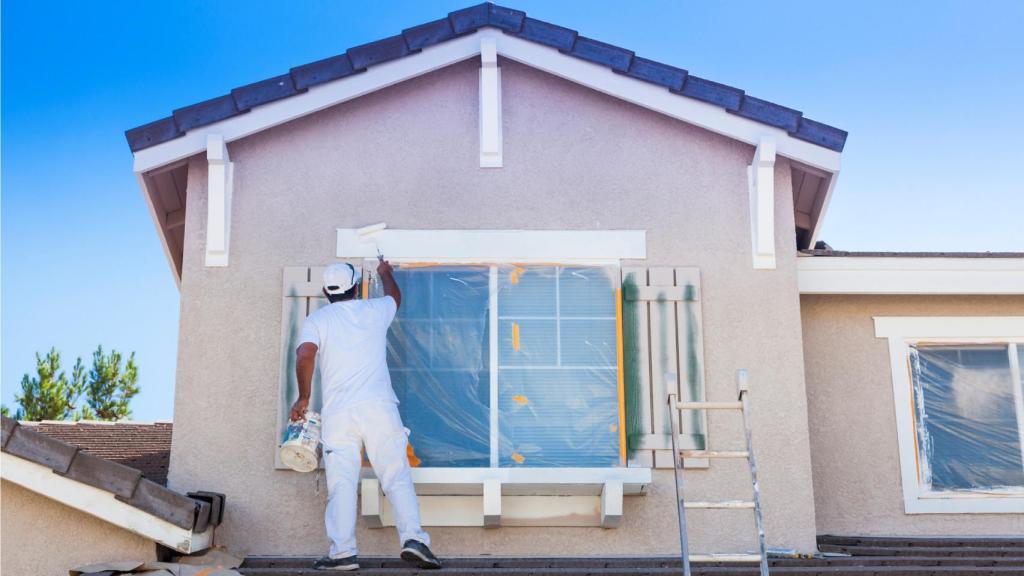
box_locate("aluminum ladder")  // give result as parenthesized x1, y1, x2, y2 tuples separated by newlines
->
(667, 369, 769, 576)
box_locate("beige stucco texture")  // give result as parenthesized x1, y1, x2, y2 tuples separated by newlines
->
(0, 480, 156, 576)
(169, 57, 818, 556)
(801, 294, 1024, 536)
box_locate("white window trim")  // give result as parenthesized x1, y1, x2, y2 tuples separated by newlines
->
(358, 468, 649, 528)
(339, 228, 645, 263)
(874, 316, 1024, 513)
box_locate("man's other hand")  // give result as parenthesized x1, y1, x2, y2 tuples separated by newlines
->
(290, 397, 310, 422)
(377, 259, 394, 277)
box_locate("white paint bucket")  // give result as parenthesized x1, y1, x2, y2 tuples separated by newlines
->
(280, 410, 322, 473)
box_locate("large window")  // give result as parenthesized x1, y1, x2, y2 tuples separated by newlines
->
(371, 264, 623, 468)
(910, 344, 1024, 493)
(875, 317, 1024, 513)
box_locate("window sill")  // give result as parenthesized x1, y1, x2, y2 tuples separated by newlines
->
(905, 492, 1024, 514)
(359, 467, 651, 528)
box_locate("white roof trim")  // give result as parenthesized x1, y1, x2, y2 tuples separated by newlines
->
(495, 33, 840, 173)
(131, 29, 841, 175)
(798, 256, 1024, 295)
(1, 452, 213, 553)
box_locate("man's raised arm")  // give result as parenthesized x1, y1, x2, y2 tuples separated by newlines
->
(378, 259, 401, 310)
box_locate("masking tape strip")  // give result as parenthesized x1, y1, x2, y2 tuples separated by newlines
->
(616, 287, 627, 465)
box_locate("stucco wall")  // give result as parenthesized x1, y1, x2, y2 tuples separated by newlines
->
(801, 294, 1024, 536)
(0, 480, 156, 576)
(168, 57, 818, 556)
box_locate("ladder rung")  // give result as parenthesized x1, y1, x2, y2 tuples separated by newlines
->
(675, 401, 743, 410)
(684, 500, 755, 509)
(680, 450, 749, 459)
(689, 553, 762, 563)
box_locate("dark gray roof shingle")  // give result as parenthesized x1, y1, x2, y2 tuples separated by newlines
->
(232, 74, 303, 111)
(512, 17, 577, 51)
(290, 54, 361, 91)
(125, 2, 848, 154)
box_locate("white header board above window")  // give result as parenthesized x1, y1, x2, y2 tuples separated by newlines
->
(337, 229, 646, 263)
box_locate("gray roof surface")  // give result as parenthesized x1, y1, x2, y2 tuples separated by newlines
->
(1, 416, 220, 533)
(125, 3, 847, 154)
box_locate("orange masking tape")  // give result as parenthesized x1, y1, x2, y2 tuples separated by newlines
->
(512, 322, 521, 352)
(615, 288, 627, 465)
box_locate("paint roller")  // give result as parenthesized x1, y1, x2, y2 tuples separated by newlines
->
(356, 222, 387, 261)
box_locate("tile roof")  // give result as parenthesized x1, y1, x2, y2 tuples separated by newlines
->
(125, 2, 847, 154)
(800, 249, 1024, 258)
(1, 416, 221, 533)
(22, 420, 172, 485)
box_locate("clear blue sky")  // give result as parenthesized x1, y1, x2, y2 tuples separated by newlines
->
(2, 1, 1022, 421)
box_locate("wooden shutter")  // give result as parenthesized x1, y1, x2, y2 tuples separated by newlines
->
(621, 267, 708, 469)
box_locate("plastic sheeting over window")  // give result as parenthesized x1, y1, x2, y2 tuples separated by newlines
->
(378, 267, 491, 468)
(909, 343, 1024, 494)
(370, 264, 622, 468)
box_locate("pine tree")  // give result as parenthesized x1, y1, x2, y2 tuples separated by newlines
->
(14, 348, 86, 421)
(83, 346, 139, 421)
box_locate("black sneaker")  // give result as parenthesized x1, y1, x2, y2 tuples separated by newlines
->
(313, 555, 359, 571)
(400, 539, 441, 570)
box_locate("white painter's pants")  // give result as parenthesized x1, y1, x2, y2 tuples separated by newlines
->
(322, 400, 430, 558)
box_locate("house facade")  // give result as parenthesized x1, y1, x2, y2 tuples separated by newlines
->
(118, 3, 1023, 558)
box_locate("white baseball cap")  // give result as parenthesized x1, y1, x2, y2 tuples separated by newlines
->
(323, 263, 361, 295)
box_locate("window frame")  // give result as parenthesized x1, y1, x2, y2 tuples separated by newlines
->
(364, 260, 628, 469)
(874, 316, 1024, 513)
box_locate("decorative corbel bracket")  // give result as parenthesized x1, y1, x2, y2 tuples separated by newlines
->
(205, 134, 233, 267)
(748, 137, 776, 269)
(479, 36, 502, 168)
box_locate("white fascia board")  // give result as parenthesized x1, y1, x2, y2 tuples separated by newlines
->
(494, 34, 841, 173)
(132, 33, 485, 174)
(337, 228, 646, 262)
(798, 257, 1024, 295)
(132, 31, 841, 176)
(1, 452, 212, 553)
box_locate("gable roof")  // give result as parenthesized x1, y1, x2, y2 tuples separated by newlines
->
(124, 2, 847, 154)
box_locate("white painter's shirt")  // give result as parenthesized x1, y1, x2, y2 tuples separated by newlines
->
(299, 296, 399, 418)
